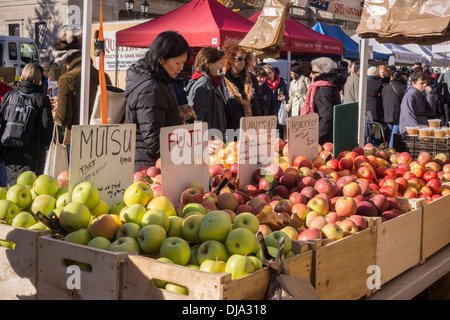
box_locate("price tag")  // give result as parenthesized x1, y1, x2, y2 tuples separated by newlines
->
(287, 113, 319, 164)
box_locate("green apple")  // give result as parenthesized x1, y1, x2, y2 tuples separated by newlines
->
(123, 182, 153, 207)
(108, 236, 141, 254)
(286, 251, 295, 259)
(199, 259, 226, 273)
(188, 244, 200, 265)
(183, 211, 204, 219)
(155, 257, 173, 288)
(225, 254, 255, 280)
(28, 221, 50, 230)
(53, 207, 63, 217)
(232, 212, 260, 234)
(265, 231, 292, 255)
(248, 255, 262, 270)
(225, 227, 256, 255)
(31, 194, 56, 216)
(256, 246, 284, 260)
(110, 200, 126, 215)
(141, 208, 169, 232)
(167, 216, 183, 238)
(90, 199, 110, 217)
(56, 192, 69, 208)
(186, 264, 199, 270)
(115, 222, 141, 241)
(196, 240, 229, 265)
(71, 182, 100, 210)
(181, 214, 203, 243)
(119, 203, 146, 226)
(137, 224, 166, 253)
(0, 199, 20, 224)
(88, 214, 122, 241)
(11, 211, 36, 228)
(30, 187, 38, 201)
(164, 282, 189, 295)
(16, 170, 37, 187)
(54, 187, 68, 201)
(0, 187, 7, 200)
(59, 201, 92, 233)
(0, 240, 15, 249)
(181, 203, 206, 218)
(6, 184, 32, 210)
(64, 228, 92, 245)
(160, 237, 190, 265)
(32, 174, 60, 197)
(146, 196, 176, 217)
(88, 236, 112, 250)
(198, 210, 232, 242)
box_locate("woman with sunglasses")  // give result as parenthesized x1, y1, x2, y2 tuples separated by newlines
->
(220, 39, 263, 131)
(302, 57, 347, 145)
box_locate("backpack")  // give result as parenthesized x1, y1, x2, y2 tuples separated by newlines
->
(0, 90, 40, 148)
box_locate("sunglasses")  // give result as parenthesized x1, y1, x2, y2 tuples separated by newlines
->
(235, 56, 248, 62)
(311, 70, 320, 74)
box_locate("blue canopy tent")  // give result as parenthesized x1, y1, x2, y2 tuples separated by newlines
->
(312, 22, 391, 61)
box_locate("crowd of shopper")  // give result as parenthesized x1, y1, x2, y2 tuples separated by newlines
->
(1, 29, 447, 177)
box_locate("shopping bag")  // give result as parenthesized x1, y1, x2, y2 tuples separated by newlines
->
(90, 84, 127, 125)
(44, 124, 69, 179)
(278, 101, 288, 126)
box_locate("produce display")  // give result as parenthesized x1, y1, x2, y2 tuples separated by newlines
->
(0, 137, 449, 298)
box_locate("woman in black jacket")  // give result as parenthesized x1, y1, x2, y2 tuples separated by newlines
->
(382, 70, 406, 148)
(124, 31, 196, 170)
(0, 63, 53, 185)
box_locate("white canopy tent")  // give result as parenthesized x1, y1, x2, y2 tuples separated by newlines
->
(401, 43, 450, 67)
(351, 34, 421, 66)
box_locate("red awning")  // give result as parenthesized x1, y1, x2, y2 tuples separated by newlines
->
(248, 11, 343, 55)
(116, 0, 254, 48)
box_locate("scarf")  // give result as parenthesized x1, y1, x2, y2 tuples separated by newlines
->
(191, 71, 221, 87)
(265, 73, 281, 91)
(224, 71, 254, 117)
(301, 80, 335, 115)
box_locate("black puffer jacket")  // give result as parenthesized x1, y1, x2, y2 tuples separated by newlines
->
(0, 81, 53, 184)
(124, 59, 181, 170)
(313, 72, 347, 145)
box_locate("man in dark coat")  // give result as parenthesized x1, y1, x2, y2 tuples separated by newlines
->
(366, 66, 383, 122)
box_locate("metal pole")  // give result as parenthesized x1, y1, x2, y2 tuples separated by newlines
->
(358, 39, 369, 147)
(80, 0, 93, 125)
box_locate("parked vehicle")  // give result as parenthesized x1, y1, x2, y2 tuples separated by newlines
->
(0, 36, 41, 76)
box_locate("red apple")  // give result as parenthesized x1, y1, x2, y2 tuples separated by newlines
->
(335, 196, 357, 217)
(279, 172, 298, 189)
(259, 224, 272, 236)
(424, 161, 442, 173)
(217, 192, 239, 211)
(291, 203, 310, 221)
(180, 187, 204, 204)
(298, 228, 322, 241)
(339, 157, 354, 171)
(209, 163, 225, 177)
(426, 179, 442, 194)
(417, 152, 433, 165)
(397, 152, 413, 164)
(342, 182, 362, 197)
(324, 211, 341, 224)
(348, 215, 368, 230)
(293, 155, 308, 168)
(369, 194, 389, 213)
(297, 176, 317, 191)
(146, 166, 161, 178)
(322, 142, 334, 153)
(434, 153, 449, 167)
(314, 178, 338, 198)
(356, 201, 378, 217)
(336, 219, 359, 236)
(289, 192, 307, 205)
(352, 146, 364, 156)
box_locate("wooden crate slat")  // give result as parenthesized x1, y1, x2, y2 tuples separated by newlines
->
(37, 235, 129, 300)
(0, 224, 50, 300)
(422, 194, 450, 260)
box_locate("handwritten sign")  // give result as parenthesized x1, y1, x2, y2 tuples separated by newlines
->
(237, 116, 278, 187)
(69, 124, 136, 207)
(159, 122, 209, 204)
(287, 113, 319, 164)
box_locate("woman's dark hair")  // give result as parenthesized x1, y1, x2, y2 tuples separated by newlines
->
(194, 47, 224, 74)
(392, 70, 402, 82)
(143, 31, 190, 81)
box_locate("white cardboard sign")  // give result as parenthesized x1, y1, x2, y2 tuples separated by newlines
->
(287, 113, 319, 164)
(159, 122, 209, 204)
(237, 116, 278, 187)
(69, 124, 136, 207)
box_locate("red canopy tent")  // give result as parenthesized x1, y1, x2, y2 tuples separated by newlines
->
(116, 0, 254, 49)
(248, 11, 343, 56)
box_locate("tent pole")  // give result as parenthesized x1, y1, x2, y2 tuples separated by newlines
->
(358, 39, 369, 147)
(287, 50, 291, 90)
(115, 45, 118, 87)
(80, 0, 93, 126)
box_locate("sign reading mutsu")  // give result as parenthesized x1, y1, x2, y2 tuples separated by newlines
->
(287, 113, 319, 163)
(69, 124, 136, 207)
(237, 116, 278, 187)
(159, 122, 209, 204)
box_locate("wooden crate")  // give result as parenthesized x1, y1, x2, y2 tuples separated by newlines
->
(37, 234, 134, 300)
(421, 193, 450, 260)
(122, 241, 313, 300)
(375, 198, 424, 286)
(311, 219, 378, 300)
(0, 224, 50, 300)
